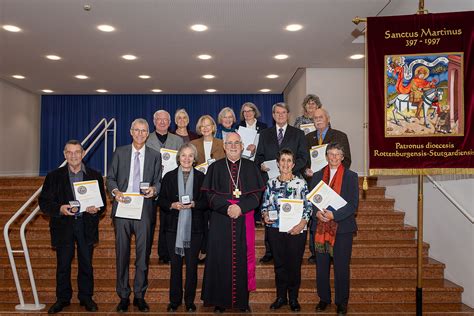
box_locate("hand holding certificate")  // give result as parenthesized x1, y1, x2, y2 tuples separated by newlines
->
(306, 180, 347, 211)
(278, 199, 305, 233)
(237, 126, 258, 158)
(161, 148, 178, 177)
(115, 193, 144, 220)
(73, 180, 104, 213)
(263, 159, 280, 179)
(300, 123, 316, 135)
(310, 144, 328, 172)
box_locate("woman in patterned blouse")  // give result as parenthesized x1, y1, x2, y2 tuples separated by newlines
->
(261, 148, 312, 312)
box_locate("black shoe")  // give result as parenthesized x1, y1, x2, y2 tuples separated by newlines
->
(159, 257, 171, 264)
(185, 303, 196, 312)
(315, 301, 329, 312)
(289, 300, 301, 312)
(308, 255, 316, 264)
(80, 298, 98, 312)
(337, 304, 348, 315)
(116, 298, 130, 312)
(270, 297, 288, 310)
(240, 305, 251, 312)
(133, 298, 150, 312)
(214, 306, 225, 313)
(48, 300, 70, 314)
(167, 302, 180, 312)
(259, 254, 273, 263)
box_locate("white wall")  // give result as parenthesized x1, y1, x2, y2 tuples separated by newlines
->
(0, 80, 41, 176)
(284, 68, 474, 307)
(284, 68, 365, 174)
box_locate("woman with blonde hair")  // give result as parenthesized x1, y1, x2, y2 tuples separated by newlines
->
(215, 107, 237, 140)
(190, 115, 225, 165)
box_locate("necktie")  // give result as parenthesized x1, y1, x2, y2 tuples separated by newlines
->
(133, 151, 140, 192)
(318, 133, 323, 145)
(277, 128, 284, 146)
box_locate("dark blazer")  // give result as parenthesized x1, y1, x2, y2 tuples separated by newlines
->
(39, 165, 107, 247)
(238, 120, 268, 133)
(309, 168, 359, 234)
(190, 137, 226, 165)
(106, 144, 162, 218)
(158, 168, 208, 233)
(255, 125, 309, 179)
(306, 127, 352, 169)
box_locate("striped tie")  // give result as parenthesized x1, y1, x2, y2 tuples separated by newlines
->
(277, 128, 284, 146)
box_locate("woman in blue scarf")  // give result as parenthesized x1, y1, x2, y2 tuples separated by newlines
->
(215, 107, 237, 140)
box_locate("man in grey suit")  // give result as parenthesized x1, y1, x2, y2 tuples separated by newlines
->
(146, 110, 183, 263)
(107, 118, 162, 312)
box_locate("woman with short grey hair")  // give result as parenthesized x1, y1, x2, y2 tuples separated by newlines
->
(294, 94, 322, 129)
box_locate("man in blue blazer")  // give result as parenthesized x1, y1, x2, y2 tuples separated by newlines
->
(107, 118, 162, 312)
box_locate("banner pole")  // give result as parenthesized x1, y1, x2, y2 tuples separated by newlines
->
(417, 175, 424, 315)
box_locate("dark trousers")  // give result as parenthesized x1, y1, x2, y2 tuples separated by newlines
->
(200, 210, 209, 254)
(166, 232, 202, 305)
(55, 217, 94, 302)
(158, 208, 169, 259)
(267, 227, 307, 301)
(114, 217, 154, 299)
(309, 219, 316, 257)
(316, 232, 353, 306)
(263, 226, 272, 257)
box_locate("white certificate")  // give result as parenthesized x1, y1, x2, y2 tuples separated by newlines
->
(300, 123, 316, 135)
(73, 180, 104, 213)
(307, 180, 347, 211)
(310, 144, 328, 172)
(278, 199, 305, 233)
(115, 193, 144, 220)
(195, 161, 209, 174)
(160, 148, 178, 177)
(264, 159, 280, 179)
(237, 126, 258, 158)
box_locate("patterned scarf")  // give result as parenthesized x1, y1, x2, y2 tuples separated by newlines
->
(314, 164, 345, 257)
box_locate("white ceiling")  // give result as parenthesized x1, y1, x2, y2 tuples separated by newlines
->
(0, 0, 472, 95)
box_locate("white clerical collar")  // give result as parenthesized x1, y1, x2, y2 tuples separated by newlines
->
(227, 158, 240, 164)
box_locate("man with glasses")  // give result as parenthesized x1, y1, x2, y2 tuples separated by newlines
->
(255, 102, 309, 263)
(147, 110, 183, 264)
(107, 118, 162, 312)
(39, 140, 107, 314)
(201, 132, 265, 313)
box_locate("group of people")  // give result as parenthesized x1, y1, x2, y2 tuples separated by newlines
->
(39, 96, 359, 316)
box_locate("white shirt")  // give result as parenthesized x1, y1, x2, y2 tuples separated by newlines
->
(126, 144, 146, 193)
(204, 141, 213, 162)
(246, 120, 257, 130)
(275, 123, 288, 138)
(329, 168, 337, 184)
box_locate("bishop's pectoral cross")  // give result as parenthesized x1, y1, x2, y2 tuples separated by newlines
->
(233, 188, 242, 198)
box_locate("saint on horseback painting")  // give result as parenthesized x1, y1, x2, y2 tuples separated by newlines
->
(384, 53, 464, 137)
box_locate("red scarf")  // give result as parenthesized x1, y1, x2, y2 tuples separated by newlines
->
(314, 164, 345, 256)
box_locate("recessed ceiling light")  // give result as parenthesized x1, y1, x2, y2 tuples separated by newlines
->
(46, 55, 62, 61)
(266, 74, 279, 79)
(206, 89, 217, 93)
(274, 54, 289, 60)
(139, 75, 151, 79)
(191, 24, 208, 32)
(202, 74, 215, 79)
(122, 54, 137, 60)
(42, 89, 54, 93)
(96, 89, 108, 93)
(151, 89, 162, 93)
(198, 54, 212, 60)
(285, 24, 303, 32)
(260, 89, 271, 93)
(12, 75, 25, 79)
(97, 24, 115, 32)
(75, 74, 89, 79)
(350, 54, 365, 60)
(2, 25, 21, 32)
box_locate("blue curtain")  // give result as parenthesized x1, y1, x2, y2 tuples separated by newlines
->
(40, 94, 283, 175)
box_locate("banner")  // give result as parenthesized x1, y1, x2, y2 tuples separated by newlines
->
(367, 11, 474, 175)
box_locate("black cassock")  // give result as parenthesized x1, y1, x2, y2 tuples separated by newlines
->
(201, 158, 265, 309)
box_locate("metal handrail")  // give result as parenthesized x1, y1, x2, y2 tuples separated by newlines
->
(3, 118, 116, 311)
(426, 175, 474, 223)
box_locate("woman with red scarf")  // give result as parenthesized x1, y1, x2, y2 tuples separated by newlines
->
(309, 142, 359, 316)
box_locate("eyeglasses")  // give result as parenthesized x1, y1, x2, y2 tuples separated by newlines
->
(327, 152, 343, 157)
(243, 109, 254, 113)
(224, 141, 242, 146)
(132, 128, 148, 134)
(65, 150, 82, 156)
